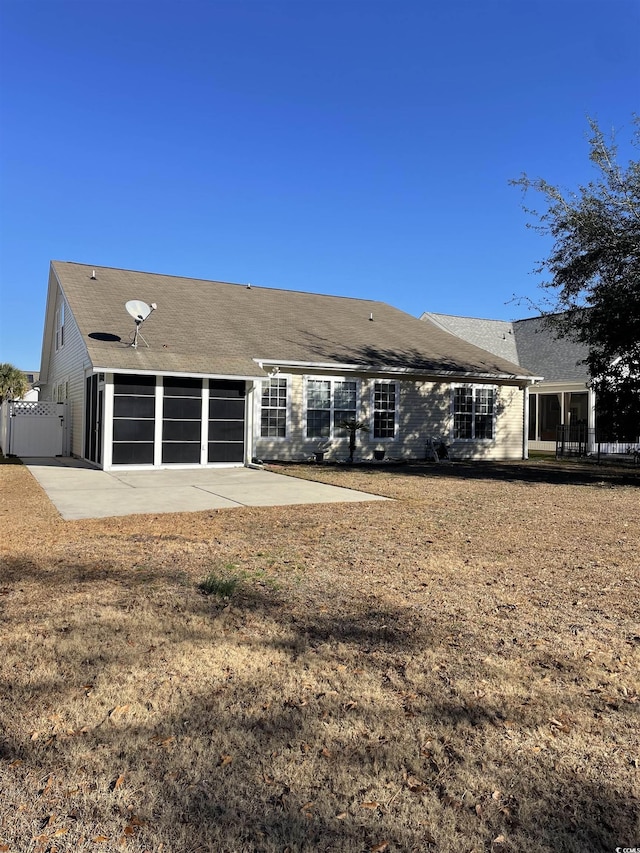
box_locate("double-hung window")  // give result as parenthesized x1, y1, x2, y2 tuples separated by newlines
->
(453, 386, 495, 439)
(373, 381, 397, 439)
(55, 380, 68, 402)
(261, 377, 288, 438)
(55, 301, 65, 351)
(306, 378, 357, 438)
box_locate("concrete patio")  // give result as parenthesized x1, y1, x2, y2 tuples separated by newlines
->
(22, 457, 387, 520)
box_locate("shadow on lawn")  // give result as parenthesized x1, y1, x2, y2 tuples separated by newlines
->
(2, 660, 636, 853)
(332, 459, 640, 488)
(2, 555, 638, 853)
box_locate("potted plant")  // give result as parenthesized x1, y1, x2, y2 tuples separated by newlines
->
(339, 419, 370, 463)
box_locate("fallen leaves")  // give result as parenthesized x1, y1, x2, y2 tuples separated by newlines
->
(299, 801, 314, 818)
(110, 774, 125, 791)
(406, 774, 428, 794)
(108, 704, 131, 721)
(149, 734, 175, 750)
(548, 713, 574, 735)
(120, 815, 146, 842)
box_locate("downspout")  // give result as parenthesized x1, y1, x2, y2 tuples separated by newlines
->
(245, 380, 255, 466)
(522, 384, 530, 460)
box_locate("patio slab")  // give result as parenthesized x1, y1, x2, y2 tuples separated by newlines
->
(22, 458, 387, 520)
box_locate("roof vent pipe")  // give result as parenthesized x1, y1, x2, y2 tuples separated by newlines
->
(90, 270, 97, 280)
(369, 312, 374, 321)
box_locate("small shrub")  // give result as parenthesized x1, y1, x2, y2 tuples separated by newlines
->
(198, 568, 240, 598)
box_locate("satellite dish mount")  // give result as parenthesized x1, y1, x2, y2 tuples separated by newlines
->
(125, 300, 157, 349)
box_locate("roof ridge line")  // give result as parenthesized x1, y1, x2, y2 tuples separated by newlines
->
(50, 260, 392, 307)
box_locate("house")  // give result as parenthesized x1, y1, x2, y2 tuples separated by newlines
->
(421, 312, 594, 452)
(37, 261, 537, 470)
(21, 371, 40, 401)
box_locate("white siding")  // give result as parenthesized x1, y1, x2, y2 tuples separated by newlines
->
(393, 380, 525, 462)
(40, 283, 90, 458)
(448, 384, 524, 461)
(255, 373, 526, 462)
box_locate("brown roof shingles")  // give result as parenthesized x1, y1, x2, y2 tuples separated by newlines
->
(52, 261, 532, 380)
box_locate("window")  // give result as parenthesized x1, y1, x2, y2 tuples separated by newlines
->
(333, 380, 357, 435)
(306, 378, 357, 438)
(261, 377, 288, 438)
(453, 386, 495, 439)
(55, 301, 65, 351)
(539, 393, 561, 441)
(373, 381, 397, 439)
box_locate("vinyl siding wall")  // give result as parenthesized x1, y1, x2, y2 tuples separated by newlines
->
(255, 374, 526, 462)
(449, 383, 524, 461)
(40, 284, 89, 458)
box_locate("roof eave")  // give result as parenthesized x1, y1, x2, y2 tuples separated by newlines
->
(255, 358, 536, 383)
(91, 365, 267, 381)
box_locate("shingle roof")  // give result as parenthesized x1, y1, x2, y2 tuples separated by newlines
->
(512, 316, 589, 382)
(423, 312, 588, 383)
(424, 313, 519, 363)
(52, 262, 532, 380)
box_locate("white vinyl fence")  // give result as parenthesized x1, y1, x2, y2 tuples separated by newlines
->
(0, 400, 68, 457)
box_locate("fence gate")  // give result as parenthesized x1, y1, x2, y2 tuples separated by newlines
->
(4, 401, 67, 457)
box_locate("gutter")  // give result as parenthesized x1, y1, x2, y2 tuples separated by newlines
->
(255, 358, 540, 384)
(92, 366, 266, 381)
(90, 360, 542, 385)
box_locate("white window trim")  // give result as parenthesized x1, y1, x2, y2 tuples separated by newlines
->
(55, 301, 66, 352)
(451, 384, 497, 441)
(54, 378, 69, 402)
(370, 379, 399, 441)
(259, 374, 291, 441)
(304, 375, 360, 441)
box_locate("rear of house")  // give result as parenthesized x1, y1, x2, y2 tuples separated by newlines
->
(423, 312, 594, 454)
(37, 262, 535, 470)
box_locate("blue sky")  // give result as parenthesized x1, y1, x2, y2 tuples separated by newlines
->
(0, 0, 638, 369)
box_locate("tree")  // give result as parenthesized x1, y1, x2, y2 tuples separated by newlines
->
(339, 418, 369, 463)
(0, 363, 28, 403)
(511, 117, 640, 440)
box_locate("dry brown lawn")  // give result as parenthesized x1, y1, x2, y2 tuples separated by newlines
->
(0, 458, 638, 853)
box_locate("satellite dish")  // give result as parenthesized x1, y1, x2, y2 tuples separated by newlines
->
(125, 299, 157, 348)
(126, 299, 153, 323)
